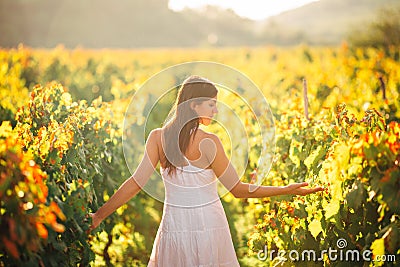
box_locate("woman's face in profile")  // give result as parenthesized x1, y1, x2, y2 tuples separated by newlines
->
(192, 96, 218, 126)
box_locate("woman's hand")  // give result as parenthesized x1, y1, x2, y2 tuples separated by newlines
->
(284, 182, 324, 196)
(90, 213, 102, 230)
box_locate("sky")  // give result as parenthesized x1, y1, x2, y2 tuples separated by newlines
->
(168, 0, 320, 21)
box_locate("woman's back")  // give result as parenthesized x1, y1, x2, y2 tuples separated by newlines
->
(159, 128, 216, 170)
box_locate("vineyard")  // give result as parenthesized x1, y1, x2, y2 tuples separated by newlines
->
(0, 44, 399, 266)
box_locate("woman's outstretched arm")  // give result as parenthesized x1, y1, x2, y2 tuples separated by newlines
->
(91, 129, 161, 229)
(208, 134, 323, 198)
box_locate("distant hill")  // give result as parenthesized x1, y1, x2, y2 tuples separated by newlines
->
(0, 0, 398, 48)
(261, 0, 400, 45)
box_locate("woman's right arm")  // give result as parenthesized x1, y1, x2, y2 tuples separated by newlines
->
(208, 134, 323, 198)
(91, 129, 161, 229)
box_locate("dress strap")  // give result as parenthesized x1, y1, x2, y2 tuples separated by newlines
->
(182, 155, 191, 166)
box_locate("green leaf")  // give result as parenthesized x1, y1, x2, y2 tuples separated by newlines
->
(381, 225, 398, 254)
(346, 180, 365, 210)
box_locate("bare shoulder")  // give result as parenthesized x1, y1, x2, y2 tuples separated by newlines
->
(149, 128, 162, 137)
(197, 129, 222, 144)
(147, 128, 162, 145)
(195, 130, 229, 173)
(196, 128, 216, 139)
(196, 129, 224, 156)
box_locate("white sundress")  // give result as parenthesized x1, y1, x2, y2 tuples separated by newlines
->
(147, 159, 240, 267)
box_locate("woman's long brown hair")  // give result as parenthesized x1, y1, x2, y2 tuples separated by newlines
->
(162, 75, 218, 175)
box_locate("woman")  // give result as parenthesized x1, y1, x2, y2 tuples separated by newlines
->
(91, 75, 323, 266)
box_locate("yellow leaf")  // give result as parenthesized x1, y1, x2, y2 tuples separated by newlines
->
(0, 121, 13, 138)
(370, 238, 385, 257)
(324, 200, 339, 219)
(309, 219, 323, 239)
(370, 238, 385, 266)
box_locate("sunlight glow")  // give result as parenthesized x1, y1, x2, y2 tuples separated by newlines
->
(168, 0, 320, 20)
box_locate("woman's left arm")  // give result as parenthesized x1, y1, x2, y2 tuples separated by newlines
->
(91, 129, 161, 229)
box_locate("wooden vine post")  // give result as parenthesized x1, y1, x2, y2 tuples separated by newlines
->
(378, 75, 387, 100)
